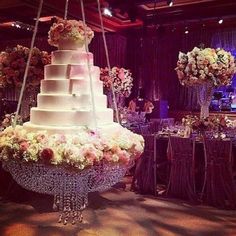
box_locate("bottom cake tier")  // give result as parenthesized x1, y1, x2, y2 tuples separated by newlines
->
(23, 122, 120, 134)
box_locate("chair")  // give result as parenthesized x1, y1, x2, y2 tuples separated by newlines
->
(139, 124, 150, 135)
(131, 134, 155, 194)
(129, 125, 141, 134)
(149, 120, 160, 134)
(166, 136, 197, 202)
(158, 118, 175, 132)
(153, 135, 170, 196)
(202, 138, 236, 209)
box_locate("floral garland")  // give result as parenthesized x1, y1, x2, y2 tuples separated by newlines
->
(0, 126, 144, 170)
(176, 47, 236, 87)
(48, 18, 94, 47)
(100, 67, 133, 97)
(0, 45, 50, 89)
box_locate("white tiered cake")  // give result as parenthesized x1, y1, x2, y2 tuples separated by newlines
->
(0, 19, 144, 174)
(24, 46, 118, 134)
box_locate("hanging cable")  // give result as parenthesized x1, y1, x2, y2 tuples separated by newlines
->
(80, 0, 98, 129)
(64, 0, 69, 20)
(96, 0, 120, 124)
(13, 0, 44, 128)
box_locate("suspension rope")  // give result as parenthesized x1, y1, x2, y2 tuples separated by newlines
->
(96, 0, 120, 124)
(80, 0, 98, 129)
(13, 0, 44, 128)
(64, 0, 69, 20)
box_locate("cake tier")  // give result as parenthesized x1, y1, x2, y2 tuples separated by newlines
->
(40, 79, 103, 94)
(45, 64, 100, 80)
(30, 108, 113, 126)
(23, 122, 120, 135)
(37, 94, 107, 109)
(51, 50, 93, 65)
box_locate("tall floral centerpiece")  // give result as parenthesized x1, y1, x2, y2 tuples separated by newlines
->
(0, 45, 50, 88)
(176, 47, 236, 118)
(0, 45, 51, 118)
(100, 67, 133, 108)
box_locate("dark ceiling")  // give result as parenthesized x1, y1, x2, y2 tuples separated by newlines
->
(0, 0, 236, 40)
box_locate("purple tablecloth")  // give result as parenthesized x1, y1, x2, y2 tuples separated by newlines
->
(132, 137, 236, 195)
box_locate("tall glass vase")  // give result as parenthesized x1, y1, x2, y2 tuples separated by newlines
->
(116, 95, 125, 108)
(21, 86, 39, 120)
(196, 81, 214, 119)
(106, 91, 125, 109)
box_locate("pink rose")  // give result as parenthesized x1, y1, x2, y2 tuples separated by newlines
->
(55, 23, 64, 32)
(80, 148, 97, 165)
(117, 150, 129, 164)
(65, 23, 73, 31)
(56, 134, 66, 145)
(30, 56, 38, 66)
(41, 57, 50, 65)
(40, 148, 54, 163)
(118, 70, 125, 80)
(36, 134, 47, 143)
(104, 151, 112, 162)
(10, 61, 18, 69)
(20, 141, 29, 151)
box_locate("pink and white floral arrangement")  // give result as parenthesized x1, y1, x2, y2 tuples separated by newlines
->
(182, 114, 235, 132)
(0, 113, 23, 130)
(0, 126, 144, 170)
(100, 67, 133, 97)
(0, 45, 50, 88)
(48, 18, 94, 47)
(176, 47, 236, 87)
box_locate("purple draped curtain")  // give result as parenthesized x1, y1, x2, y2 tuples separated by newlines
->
(126, 26, 236, 111)
(0, 37, 53, 52)
(0, 33, 127, 68)
(1, 26, 236, 111)
(90, 33, 127, 68)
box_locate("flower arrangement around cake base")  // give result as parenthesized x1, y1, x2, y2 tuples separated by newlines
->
(0, 126, 144, 170)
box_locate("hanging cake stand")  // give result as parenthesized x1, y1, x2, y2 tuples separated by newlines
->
(0, 0, 142, 225)
(2, 160, 133, 224)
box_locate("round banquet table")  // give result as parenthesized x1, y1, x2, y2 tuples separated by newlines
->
(132, 136, 236, 195)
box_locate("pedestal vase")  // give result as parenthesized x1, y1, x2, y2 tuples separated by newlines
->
(196, 81, 214, 118)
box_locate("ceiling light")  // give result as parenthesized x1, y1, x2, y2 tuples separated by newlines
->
(35, 16, 55, 22)
(167, 0, 173, 6)
(218, 19, 223, 24)
(10, 21, 34, 31)
(103, 8, 112, 17)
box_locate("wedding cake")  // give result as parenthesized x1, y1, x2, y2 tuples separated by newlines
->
(0, 18, 144, 172)
(24, 20, 117, 134)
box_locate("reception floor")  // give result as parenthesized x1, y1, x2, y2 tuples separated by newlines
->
(0, 181, 236, 236)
